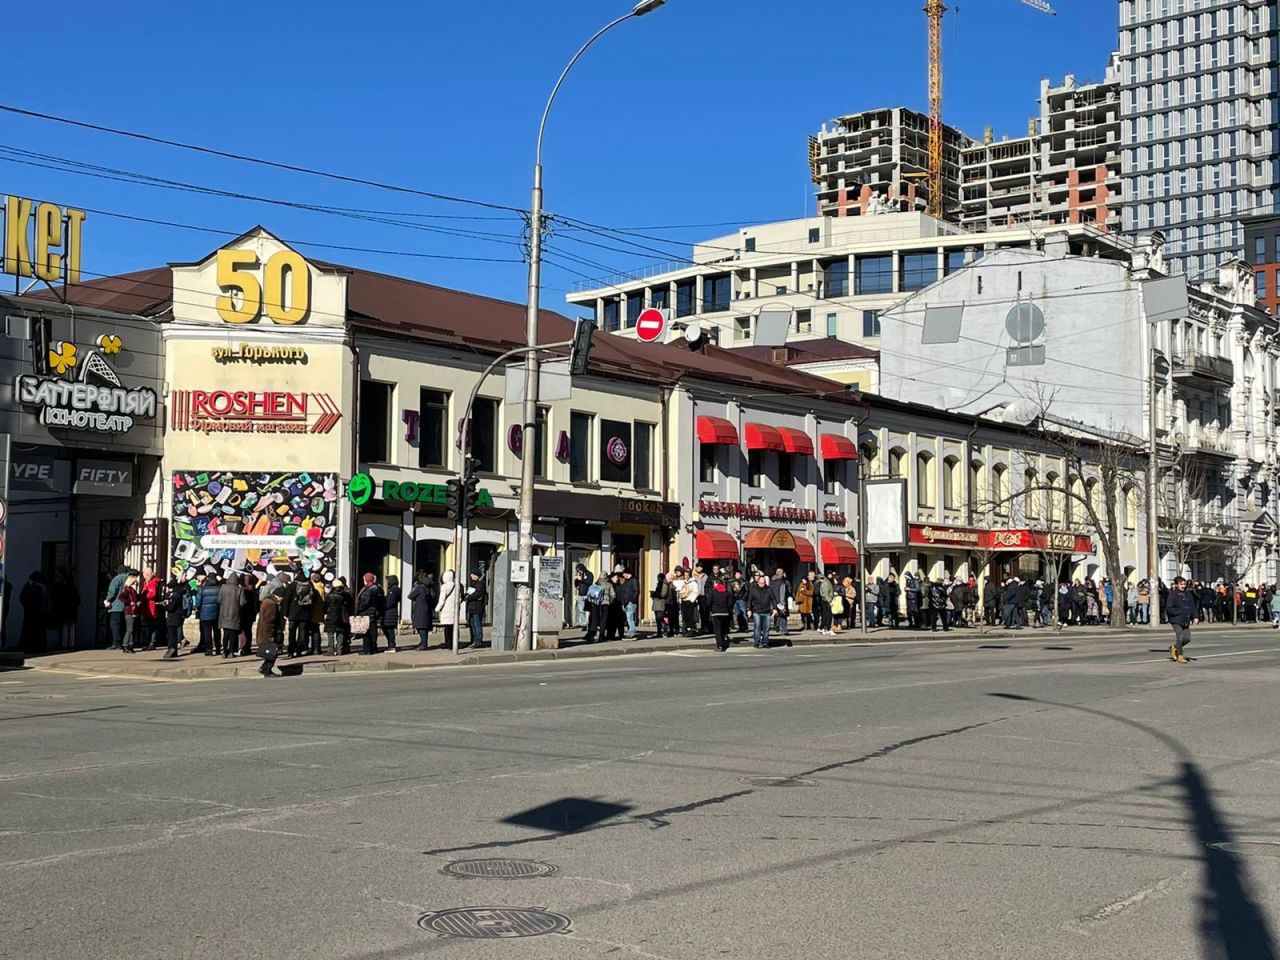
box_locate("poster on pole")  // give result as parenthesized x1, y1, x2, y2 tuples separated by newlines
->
(534, 555, 565, 638)
(864, 478, 908, 550)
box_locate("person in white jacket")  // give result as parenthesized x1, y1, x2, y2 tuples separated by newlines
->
(434, 570, 458, 649)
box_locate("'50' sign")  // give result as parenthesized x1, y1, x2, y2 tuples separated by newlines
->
(216, 248, 311, 325)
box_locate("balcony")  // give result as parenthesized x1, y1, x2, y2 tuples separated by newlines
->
(1175, 422, 1237, 460)
(1171, 350, 1234, 386)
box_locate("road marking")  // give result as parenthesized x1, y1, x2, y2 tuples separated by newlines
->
(1122, 648, 1275, 664)
(1080, 873, 1185, 923)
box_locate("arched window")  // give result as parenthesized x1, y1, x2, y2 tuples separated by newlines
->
(1024, 468, 1040, 519)
(969, 460, 985, 514)
(1086, 477, 1103, 520)
(888, 447, 906, 478)
(1046, 472, 1061, 522)
(1123, 484, 1138, 529)
(917, 451, 935, 508)
(943, 455, 962, 510)
(992, 464, 1010, 517)
(1068, 476, 1085, 524)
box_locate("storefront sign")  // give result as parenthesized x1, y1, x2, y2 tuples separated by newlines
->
(15, 376, 157, 434)
(3, 195, 86, 283)
(699, 499, 844, 526)
(170, 389, 342, 434)
(212, 343, 308, 364)
(600, 420, 632, 484)
(507, 423, 524, 456)
(823, 509, 847, 525)
(700, 499, 764, 520)
(10, 455, 71, 493)
(617, 498, 681, 527)
(73, 459, 133, 497)
(345, 473, 495, 510)
(909, 524, 1092, 554)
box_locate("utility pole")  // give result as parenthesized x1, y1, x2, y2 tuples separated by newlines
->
(1147, 321, 1162, 628)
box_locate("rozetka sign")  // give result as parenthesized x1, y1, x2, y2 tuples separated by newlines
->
(345, 473, 495, 510)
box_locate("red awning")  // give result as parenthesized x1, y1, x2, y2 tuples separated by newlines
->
(792, 534, 816, 564)
(776, 426, 815, 456)
(697, 415, 738, 445)
(742, 529, 815, 563)
(820, 537, 860, 565)
(820, 433, 859, 460)
(695, 530, 740, 560)
(744, 422, 785, 452)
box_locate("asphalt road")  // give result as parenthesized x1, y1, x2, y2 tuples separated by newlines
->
(3, 627, 1279, 960)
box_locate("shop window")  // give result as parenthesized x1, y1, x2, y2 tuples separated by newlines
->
(534, 406, 549, 479)
(470, 397, 498, 474)
(570, 411, 594, 483)
(748, 450, 764, 488)
(824, 459, 842, 495)
(418, 388, 449, 469)
(916, 452, 935, 508)
(943, 455, 961, 510)
(634, 422, 654, 490)
(778, 452, 795, 492)
(699, 443, 717, 483)
(359, 380, 393, 464)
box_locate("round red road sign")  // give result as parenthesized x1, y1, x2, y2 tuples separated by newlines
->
(635, 308, 667, 343)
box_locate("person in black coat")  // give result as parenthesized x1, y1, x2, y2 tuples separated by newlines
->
(323, 578, 353, 655)
(238, 575, 260, 656)
(1166, 576, 1198, 662)
(163, 571, 187, 660)
(283, 572, 318, 658)
(928, 578, 950, 632)
(354, 574, 385, 655)
(408, 573, 436, 650)
(463, 572, 487, 648)
(381, 575, 402, 652)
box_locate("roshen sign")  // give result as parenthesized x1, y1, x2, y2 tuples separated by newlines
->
(15, 376, 157, 433)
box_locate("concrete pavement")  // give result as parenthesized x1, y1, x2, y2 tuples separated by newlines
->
(2, 627, 1278, 959)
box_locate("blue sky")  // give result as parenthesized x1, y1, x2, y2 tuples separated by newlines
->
(2, 0, 1118, 309)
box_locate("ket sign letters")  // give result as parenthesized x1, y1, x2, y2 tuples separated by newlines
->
(3, 195, 86, 283)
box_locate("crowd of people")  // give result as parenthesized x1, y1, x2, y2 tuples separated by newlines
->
(99, 565, 492, 676)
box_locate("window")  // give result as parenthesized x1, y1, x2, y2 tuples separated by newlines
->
(599, 419, 632, 484)
(988, 463, 1008, 514)
(944, 250, 967, 275)
(603, 299, 620, 332)
(359, 380, 392, 464)
(418, 388, 449, 469)
(471, 397, 498, 474)
(744, 237, 756, 253)
(808, 228, 820, 244)
(1260, 271, 1269, 299)
(862, 310, 881, 337)
(823, 259, 849, 297)
(1124, 485, 1138, 529)
(901, 253, 938, 292)
(778, 452, 795, 492)
(916, 452, 935, 508)
(826, 313, 838, 337)
(888, 447, 906, 478)
(968, 460, 984, 514)
(943, 455, 961, 510)
(1023, 469, 1039, 519)
(1045, 472, 1061, 521)
(699, 443, 717, 483)
(570, 411, 593, 483)
(703, 274, 731, 312)
(675, 280, 696, 318)
(534, 405, 549, 479)
(748, 450, 764, 487)
(634, 422, 654, 490)
(651, 288, 669, 310)
(855, 254, 894, 294)
(626, 296, 643, 328)
(734, 316, 751, 342)
(824, 460, 843, 495)
(794, 309, 812, 333)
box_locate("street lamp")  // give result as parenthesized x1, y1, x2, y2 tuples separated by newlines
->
(515, 0, 668, 651)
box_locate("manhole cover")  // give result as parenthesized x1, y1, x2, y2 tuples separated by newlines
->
(739, 776, 818, 787)
(417, 907, 571, 939)
(1209, 841, 1280, 858)
(442, 858, 558, 880)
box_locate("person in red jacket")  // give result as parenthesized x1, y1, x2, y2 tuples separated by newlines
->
(141, 568, 165, 651)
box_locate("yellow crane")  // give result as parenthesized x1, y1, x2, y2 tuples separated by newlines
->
(924, 0, 1056, 219)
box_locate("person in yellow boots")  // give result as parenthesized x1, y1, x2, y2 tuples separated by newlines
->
(1166, 576, 1197, 664)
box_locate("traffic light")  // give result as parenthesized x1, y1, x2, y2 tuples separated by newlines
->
(569, 319, 596, 376)
(445, 478, 463, 521)
(463, 475, 481, 519)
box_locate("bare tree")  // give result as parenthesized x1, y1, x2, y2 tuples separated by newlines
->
(1155, 450, 1211, 579)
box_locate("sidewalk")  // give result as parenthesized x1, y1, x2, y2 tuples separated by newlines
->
(21, 621, 1277, 681)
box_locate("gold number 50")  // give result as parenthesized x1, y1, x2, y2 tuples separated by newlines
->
(215, 249, 311, 325)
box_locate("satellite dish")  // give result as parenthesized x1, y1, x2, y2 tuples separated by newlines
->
(684, 322, 703, 345)
(1002, 399, 1040, 424)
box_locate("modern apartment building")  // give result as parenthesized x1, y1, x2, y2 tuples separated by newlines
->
(563, 212, 1134, 391)
(812, 107, 975, 220)
(1243, 212, 1280, 314)
(960, 61, 1123, 232)
(1118, 0, 1280, 279)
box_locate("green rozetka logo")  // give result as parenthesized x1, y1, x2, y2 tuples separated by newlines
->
(346, 473, 374, 507)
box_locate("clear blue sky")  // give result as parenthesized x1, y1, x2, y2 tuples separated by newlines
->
(2, 0, 1119, 309)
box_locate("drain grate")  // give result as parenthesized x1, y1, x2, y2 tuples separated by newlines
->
(739, 776, 819, 787)
(441, 858, 558, 880)
(417, 907, 571, 939)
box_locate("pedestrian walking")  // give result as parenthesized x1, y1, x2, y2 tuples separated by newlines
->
(707, 573, 733, 651)
(1166, 576, 1197, 664)
(256, 585, 287, 678)
(381, 575, 402, 652)
(463, 571, 486, 648)
(434, 570, 458, 649)
(324, 577, 353, 655)
(747, 573, 775, 648)
(409, 572, 436, 650)
(217, 573, 244, 659)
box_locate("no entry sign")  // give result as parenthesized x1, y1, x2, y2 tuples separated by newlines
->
(635, 308, 667, 343)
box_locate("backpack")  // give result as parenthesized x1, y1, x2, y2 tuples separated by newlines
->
(294, 581, 314, 608)
(586, 583, 605, 604)
(181, 589, 195, 619)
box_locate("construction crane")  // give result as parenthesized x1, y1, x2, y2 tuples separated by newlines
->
(923, 0, 1055, 219)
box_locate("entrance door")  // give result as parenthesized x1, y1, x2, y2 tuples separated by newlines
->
(566, 547, 593, 627)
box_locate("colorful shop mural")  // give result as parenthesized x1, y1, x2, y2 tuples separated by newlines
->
(171, 470, 339, 587)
